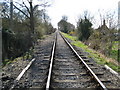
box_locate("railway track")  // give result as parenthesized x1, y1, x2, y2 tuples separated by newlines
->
(50, 31, 108, 90)
(4, 31, 119, 90)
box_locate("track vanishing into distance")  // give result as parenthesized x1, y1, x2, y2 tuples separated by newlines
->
(3, 31, 119, 90)
(49, 31, 107, 90)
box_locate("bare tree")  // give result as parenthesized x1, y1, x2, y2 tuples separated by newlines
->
(12, 0, 50, 45)
(106, 11, 117, 29)
(96, 9, 117, 56)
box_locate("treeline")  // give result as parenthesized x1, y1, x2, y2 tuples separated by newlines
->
(58, 11, 118, 60)
(58, 16, 75, 35)
(1, 1, 55, 65)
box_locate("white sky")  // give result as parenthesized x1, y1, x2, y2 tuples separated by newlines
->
(1, 0, 119, 28)
(46, 0, 119, 28)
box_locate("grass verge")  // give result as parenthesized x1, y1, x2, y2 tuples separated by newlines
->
(62, 32, 120, 72)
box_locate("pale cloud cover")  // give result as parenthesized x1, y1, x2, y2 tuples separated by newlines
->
(47, 0, 119, 28)
(1, 0, 119, 28)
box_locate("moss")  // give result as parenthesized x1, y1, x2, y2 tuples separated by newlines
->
(61, 32, 120, 72)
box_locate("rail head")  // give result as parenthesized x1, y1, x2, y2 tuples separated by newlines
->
(46, 32, 57, 90)
(59, 32, 108, 90)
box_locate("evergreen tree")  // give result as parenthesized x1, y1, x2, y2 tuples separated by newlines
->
(77, 16, 92, 41)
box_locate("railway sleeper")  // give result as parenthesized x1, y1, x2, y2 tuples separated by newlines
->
(52, 79, 91, 83)
(83, 59, 90, 62)
(85, 62, 94, 65)
(52, 71, 87, 76)
(54, 61, 80, 64)
(50, 81, 96, 88)
(94, 72, 104, 76)
(89, 66, 98, 69)
(53, 66, 80, 70)
(80, 56, 87, 59)
(100, 79, 111, 83)
(53, 68, 82, 71)
(32, 77, 47, 83)
(54, 57, 75, 59)
(52, 75, 91, 80)
(38, 66, 49, 69)
(44, 55, 50, 58)
(53, 63, 80, 66)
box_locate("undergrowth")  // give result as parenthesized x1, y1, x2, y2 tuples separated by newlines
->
(62, 32, 120, 72)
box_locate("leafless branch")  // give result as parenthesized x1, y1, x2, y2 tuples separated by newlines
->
(13, 4, 30, 19)
(23, 2, 30, 14)
(14, 2, 24, 7)
(14, 2, 30, 14)
(33, 2, 51, 11)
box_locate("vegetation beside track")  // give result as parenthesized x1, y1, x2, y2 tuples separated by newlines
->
(2, 33, 54, 67)
(62, 32, 120, 72)
(3, 49, 33, 67)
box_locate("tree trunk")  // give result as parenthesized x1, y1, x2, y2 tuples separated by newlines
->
(29, 1, 34, 34)
(10, 0, 13, 31)
(29, 1, 35, 46)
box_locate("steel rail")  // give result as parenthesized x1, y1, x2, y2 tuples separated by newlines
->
(46, 32, 57, 90)
(9, 31, 57, 90)
(9, 58, 35, 90)
(60, 32, 108, 90)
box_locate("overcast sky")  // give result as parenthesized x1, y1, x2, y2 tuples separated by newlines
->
(46, 0, 119, 28)
(1, 0, 119, 28)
